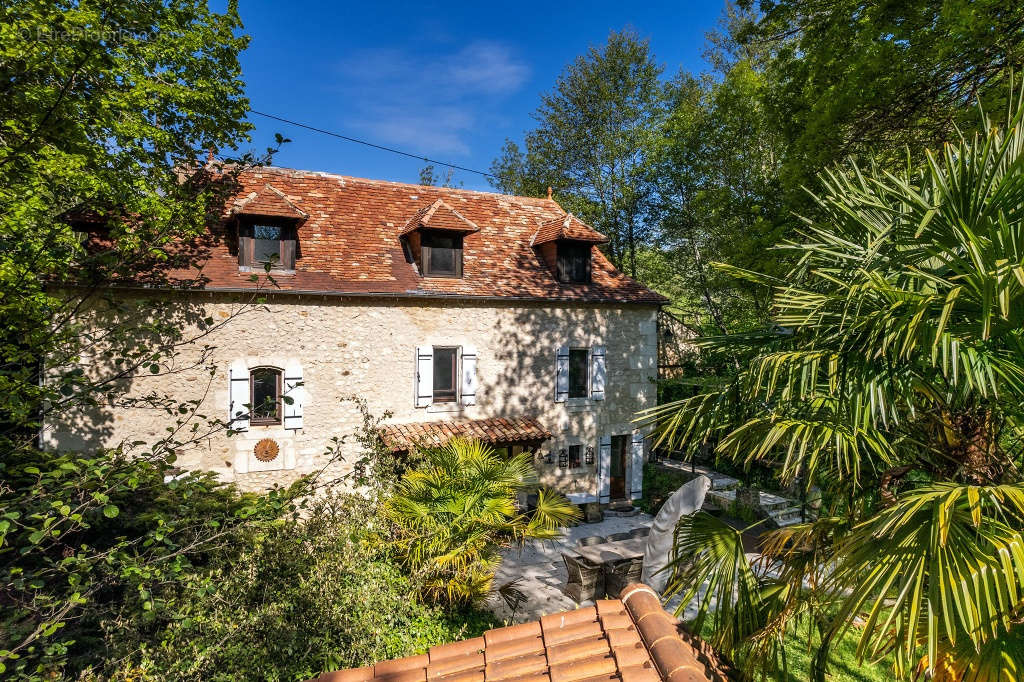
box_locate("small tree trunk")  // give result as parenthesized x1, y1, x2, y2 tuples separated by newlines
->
(952, 411, 1005, 485)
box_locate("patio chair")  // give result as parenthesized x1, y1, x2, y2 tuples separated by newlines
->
(629, 527, 650, 539)
(577, 535, 607, 547)
(562, 552, 605, 602)
(607, 532, 633, 542)
(603, 555, 644, 599)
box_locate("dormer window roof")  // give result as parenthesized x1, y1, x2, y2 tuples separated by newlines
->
(231, 183, 308, 221)
(531, 213, 608, 247)
(400, 198, 480, 236)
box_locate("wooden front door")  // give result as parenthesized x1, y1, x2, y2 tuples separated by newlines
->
(610, 435, 629, 500)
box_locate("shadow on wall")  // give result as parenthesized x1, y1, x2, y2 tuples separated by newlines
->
(484, 302, 655, 414)
(42, 169, 255, 453)
(41, 289, 256, 452)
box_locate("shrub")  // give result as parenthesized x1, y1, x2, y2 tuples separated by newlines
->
(385, 438, 580, 606)
(0, 445, 288, 679)
(634, 462, 692, 515)
(102, 494, 497, 681)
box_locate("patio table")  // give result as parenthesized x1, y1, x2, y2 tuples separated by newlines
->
(573, 536, 648, 565)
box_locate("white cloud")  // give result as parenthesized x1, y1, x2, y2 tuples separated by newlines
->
(333, 41, 529, 156)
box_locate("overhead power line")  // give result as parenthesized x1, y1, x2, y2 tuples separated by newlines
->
(249, 110, 495, 179)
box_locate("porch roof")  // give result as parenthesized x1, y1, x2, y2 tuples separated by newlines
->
(379, 416, 552, 453)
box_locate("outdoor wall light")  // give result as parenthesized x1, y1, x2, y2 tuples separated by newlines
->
(558, 448, 568, 468)
(585, 446, 595, 465)
(544, 451, 553, 465)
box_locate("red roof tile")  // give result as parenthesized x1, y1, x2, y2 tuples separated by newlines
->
(532, 214, 608, 246)
(308, 584, 735, 682)
(231, 182, 309, 219)
(149, 167, 665, 304)
(380, 417, 552, 453)
(401, 198, 481, 236)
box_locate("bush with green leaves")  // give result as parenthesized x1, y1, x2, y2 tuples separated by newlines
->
(0, 444, 300, 678)
(386, 438, 580, 606)
(100, 495, 497, 682)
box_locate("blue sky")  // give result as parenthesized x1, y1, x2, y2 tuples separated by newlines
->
(237, 1, 726, 192)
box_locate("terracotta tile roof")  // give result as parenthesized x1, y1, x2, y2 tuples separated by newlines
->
(231, 182, 309, 219)
(151, 166, 666, 304)
(309, 584, 735, 682)
(532, 214, 609, 246)
(380, 416, 552, 453)
(400, 198, 481, 236)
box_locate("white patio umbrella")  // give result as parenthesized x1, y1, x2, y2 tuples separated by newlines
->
(641, 474, 712, 593)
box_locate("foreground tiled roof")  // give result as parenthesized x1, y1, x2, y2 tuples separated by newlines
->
(153, 166, 665, 304)
(380, 417, 552, 453)
(310, 584, 733, 682)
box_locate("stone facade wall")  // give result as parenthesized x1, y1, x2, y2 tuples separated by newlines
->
(44, 293, 659, 499)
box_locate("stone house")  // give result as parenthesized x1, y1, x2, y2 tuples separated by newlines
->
(46, 166, 666, 506)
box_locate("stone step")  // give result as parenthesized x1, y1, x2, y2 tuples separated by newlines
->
(654, 460, 740, 491)
(705, 488, 793, 511)
(769, 507, 805, 527)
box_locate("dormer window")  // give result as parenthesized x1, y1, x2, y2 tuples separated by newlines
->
(238, 221, 296, 270)
(229, 183, 307, 272)
(532, 213, 608, 285)
(421, 230, 463, 278)
(401, 199, 480, 280)
(557, 243, 592, 283)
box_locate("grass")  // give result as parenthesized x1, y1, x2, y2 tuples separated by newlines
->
(774, 624, 890, 682)
(697, 620, 891, 681)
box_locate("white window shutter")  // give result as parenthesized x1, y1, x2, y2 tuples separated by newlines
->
(630, 432, 645, 499)
(460, 345, 477, 406)
(598, 436, 611, 502)
(555, 346, 569, 402)
(283, 360, 304, 430)
(591, 345, 606, 400)
(228, 360, 249, 432)
(415, 346, 433, 407)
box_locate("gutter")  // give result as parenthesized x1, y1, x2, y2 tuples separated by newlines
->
(77, 284, 667, 307)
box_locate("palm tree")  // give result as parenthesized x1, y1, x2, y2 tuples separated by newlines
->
(639, 93, 1024, 680)
(384, 438, 580, 606)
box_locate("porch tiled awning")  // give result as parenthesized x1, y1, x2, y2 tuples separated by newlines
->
(380, 416, 552, 453)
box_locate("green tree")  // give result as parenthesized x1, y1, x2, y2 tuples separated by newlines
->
(419, 164, 460, 188)
(641, 95, 1024, 679)
(649, 58, 784, 335)
(742, 0, 1024, 208)
(0, 2, 295, 678)
(490, 30, 667, 277)
(385, 438, 580, 606)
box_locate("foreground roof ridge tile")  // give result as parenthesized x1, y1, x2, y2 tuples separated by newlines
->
(308, 583, 734, 682)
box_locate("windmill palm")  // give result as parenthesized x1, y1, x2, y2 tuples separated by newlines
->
(385, 438, 580, 606)
(640, 93, 1024, 680)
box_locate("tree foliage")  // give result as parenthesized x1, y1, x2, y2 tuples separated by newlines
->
(747, 0, 1024, 193)
(490, 30, 667, 276)
(100, 495, 496, 682)
(0, 2, 287, 677)
(642, 95, 1024, 679)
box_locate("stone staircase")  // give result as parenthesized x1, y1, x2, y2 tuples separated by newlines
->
(655, 459, 805, 528)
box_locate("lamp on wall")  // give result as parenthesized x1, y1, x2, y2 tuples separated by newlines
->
(585, 446, 595, 466)
(558, 448, 568, 468)
(543, 451, 553, 465)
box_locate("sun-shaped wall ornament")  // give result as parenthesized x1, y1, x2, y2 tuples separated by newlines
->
(254, 438, 280, 462)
